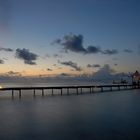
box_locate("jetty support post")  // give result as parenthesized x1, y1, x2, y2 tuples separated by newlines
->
(61, 88, 62, 96)
(124, 85, 126, 89)
(33, 89, 36, 97)
(90, 87, 92, 93)
(12, 90, 14, 98)
(110, 86, 112, 91)
(101, 87, 103, 92)
(76, 88, 78, 95)
(80, 88, 82, 94)
(52, 89, 54, 96)
(42, 89, 44, 97)
(19, 90, 21, 99)
(118, 86, 120, 90)
(91, 87, 94, 93)
(67, 88, 69, 95)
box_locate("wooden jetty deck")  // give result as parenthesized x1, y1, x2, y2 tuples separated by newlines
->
(0, 84, 140, 98)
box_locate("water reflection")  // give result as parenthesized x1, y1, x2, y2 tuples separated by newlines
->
(0, 90, 140, 140)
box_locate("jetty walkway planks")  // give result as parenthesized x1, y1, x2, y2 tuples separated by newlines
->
(0, 84, 140, 98)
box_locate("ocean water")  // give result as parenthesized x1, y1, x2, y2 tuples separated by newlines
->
(0, 82, 140, 140)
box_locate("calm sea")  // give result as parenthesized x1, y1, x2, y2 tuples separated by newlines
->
(0, 81, 140, 140)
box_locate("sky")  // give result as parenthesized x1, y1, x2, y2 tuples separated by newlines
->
(0, 0, 140, 78)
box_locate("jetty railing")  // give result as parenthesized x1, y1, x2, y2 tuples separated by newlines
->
(0, 84, 140, 98)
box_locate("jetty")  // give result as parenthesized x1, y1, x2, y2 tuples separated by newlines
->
(0, 84, 140, 98)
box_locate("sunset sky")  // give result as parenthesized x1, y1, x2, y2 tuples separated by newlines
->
(0, 0, 140, 77)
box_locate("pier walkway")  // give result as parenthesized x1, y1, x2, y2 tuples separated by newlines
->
(0, 84, 140, 98)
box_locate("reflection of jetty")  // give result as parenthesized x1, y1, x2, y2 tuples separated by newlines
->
(0, 84, 140, 98)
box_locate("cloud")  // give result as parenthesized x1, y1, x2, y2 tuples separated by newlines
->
(57, 73, 71, 77)
(54, 34, 118, 55)
(93, 64, 115, 79)
(86, 46, 101, 54)
(7, 71, 22, 76)
(15, 48, 38, 65)
(43, 54, 63, 59)
(62, 34, 86, 53)
(87, 64, 101, 68)
(0, 47, 13, 52)
(53, 54, 63, 58)
(52, 39, 62, 45)
(58, 60, 82, 71)
(47, 68, 53, 71)
(0, 59, 4, 64)
(53, 64, 62, 69)
(101, 49, 118, 55)
(124, 49, 133, 53)
(54, 34, 97, 54)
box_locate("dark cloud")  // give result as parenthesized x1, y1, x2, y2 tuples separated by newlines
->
(53, 54, 63, 58)
(44, 54, 63, 59)
(124, 49, 133, 53)
(93, 64, 115, 79)
(15, 48, 38, 65)
(47, 68, 53, 71)
(86, 46, 101, 54)
(93, 64, 101, 68)
(53, 64, 62, 69)
(0, 47, 13, 52)
(58, 60, 82, 71)
(0, 71, 22, 82)
(52, 39, 62, 45)
(62, 34, 86, 53)
(102, 49, 118, 55)
(87, 64, 101, 68)
(7, 71, 22, 76)
(54, 34, 118, 55)
(87, 64, 92, 68)
(54, 34, 87, 53)
(57, 73, 71, 77)
(0, 59, 4, 64)
(55, 34, 99, 54)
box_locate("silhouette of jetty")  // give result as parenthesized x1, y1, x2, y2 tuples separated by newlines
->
(0, 84, 140, 99)
(0, 71, 140, 99)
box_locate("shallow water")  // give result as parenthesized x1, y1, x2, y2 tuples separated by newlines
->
(0, 89, 140, 140)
